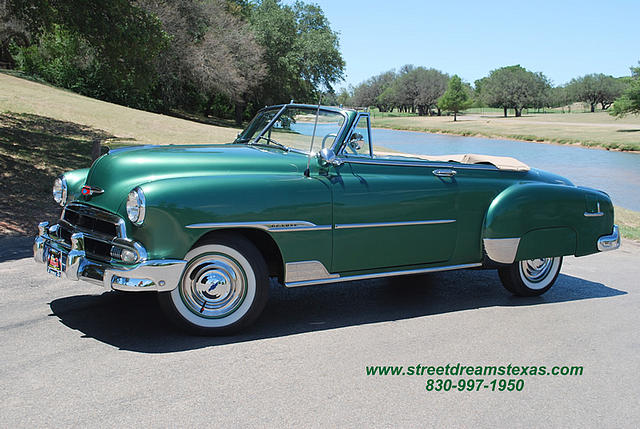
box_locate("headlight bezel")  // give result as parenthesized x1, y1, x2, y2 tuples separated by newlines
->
(126, 187, 146, 226)
(52, 176, 68, 206)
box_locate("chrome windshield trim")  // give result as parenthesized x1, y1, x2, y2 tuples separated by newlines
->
(284, 263, 482, 287)
(250, 104, 350, 153)
(335, 219, 455, 229)
(252, 104, 288, 144)
(334, 111, 372, 156)
(186, 221, 331, 232)
(335, 157, 500, 171)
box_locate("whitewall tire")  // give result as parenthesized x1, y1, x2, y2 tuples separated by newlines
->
(158, 235, 269, 335)
(498, 257, 563, 296)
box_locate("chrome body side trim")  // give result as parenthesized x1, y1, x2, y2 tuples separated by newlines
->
(483, 237, 521, 264)
(284, 263, 482, 288)
(335, 156, 500, 171)
(597, 224, 620, 252)
(335, 219, 455, 230)
(285, 261, 339, 283)
(186, 221, 331, 232)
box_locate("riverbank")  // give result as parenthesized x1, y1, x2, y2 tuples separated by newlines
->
(371, 112, 640, 153)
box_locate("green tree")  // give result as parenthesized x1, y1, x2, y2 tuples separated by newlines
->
(610, 62, 640, 117)
(566, 73, 625, 112)
(437, 75, 471, 121)
(479, 65, 550, 117)
(351, 69, 396, 111)
(9, 0, 168, 106)
(414, 68, 449, 116)
(249, 0, 344, 106)
(138, 0, 266, 123)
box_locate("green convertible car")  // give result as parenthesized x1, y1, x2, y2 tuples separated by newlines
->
(34, 103, 620, 334)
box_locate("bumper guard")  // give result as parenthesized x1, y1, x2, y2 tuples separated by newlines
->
(597, 224, 621, 252)
(34, 221, 186, 292)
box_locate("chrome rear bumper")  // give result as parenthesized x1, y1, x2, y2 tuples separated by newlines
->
(597, 224, 620, 252)
(34, 222, 186, 292)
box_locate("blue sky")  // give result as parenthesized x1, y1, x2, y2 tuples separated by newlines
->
(287, 0, 640, 89)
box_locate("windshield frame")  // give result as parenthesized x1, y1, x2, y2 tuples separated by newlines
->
(235, 104, 351, 154)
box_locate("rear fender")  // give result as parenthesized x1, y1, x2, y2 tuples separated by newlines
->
(482, 183, 613, 263)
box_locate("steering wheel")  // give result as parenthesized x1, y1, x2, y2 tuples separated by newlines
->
(321, 133, 338, 148)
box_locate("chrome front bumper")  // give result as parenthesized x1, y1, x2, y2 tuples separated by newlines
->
(34, 222, 186, 292)
(597, 224, 621, 252)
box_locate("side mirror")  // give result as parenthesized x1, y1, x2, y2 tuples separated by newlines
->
(318, 147, 342, 167)
(350, 132, 363, 142)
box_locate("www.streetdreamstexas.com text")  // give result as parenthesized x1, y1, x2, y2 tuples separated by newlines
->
(365, 363, 584, 392)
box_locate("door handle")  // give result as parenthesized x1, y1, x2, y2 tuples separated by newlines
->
(433, 169, 457, 177)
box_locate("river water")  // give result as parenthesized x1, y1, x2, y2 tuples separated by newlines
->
(371, 128, 640, 211)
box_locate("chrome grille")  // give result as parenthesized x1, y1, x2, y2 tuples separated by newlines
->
(58, 203, 126, 262)
(61, 204, 124, 238)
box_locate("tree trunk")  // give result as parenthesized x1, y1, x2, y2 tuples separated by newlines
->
(590, 103, 595, 113)
(91, 138, 102, 161)
(437, 107, 441, 116)
(515, 107, 522, 117)
(235, 103, 244, 126)
(503, 106, 508, 117)
(453, 112, 457, 122)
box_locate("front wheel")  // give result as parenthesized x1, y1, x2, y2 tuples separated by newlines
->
(158, 235, 269, 335)
(498, 257, 563, 296)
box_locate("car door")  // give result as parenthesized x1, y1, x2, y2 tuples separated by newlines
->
(329, 113, 459, 273)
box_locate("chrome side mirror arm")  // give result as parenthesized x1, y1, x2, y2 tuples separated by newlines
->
(318, 147, 343, 167)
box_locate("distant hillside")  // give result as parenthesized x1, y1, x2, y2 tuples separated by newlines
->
(0, 72, 239, 145)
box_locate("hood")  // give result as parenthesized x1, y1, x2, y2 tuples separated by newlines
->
(81, 144, 306, 212)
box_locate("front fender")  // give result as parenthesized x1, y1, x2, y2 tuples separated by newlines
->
(63, 168, 90, 204)
(125, 174, 333, 265)
(483, 183, 614, 262)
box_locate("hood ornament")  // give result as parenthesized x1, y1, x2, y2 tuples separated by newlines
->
(81, 185, 104, 197)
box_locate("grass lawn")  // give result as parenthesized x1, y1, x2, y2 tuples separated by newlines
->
(0, 72, 239, 145)
(372, 110, 640, 152)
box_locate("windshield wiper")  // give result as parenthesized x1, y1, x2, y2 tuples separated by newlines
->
(252, 135, 289, 152)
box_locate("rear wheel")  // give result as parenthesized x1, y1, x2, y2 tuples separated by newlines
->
(158, 235, 269, 335)
(498, 257, 563, 296)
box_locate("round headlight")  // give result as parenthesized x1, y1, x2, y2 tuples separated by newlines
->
(52, 176, 67, 206)
(126, 187, 146, 225)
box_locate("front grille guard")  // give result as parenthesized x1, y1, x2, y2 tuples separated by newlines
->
(52, 203, 145, 264)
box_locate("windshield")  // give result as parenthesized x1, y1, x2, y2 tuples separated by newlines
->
(235, 106, 346, 153)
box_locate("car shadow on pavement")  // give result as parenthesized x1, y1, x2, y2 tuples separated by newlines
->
(48, 268, 625, 354)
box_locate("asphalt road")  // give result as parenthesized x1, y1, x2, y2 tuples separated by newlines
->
(1, 237, 639, 428)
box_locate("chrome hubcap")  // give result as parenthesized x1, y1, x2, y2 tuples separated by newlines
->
(519, 258, 553, 283)
(180, 253, 247, 318)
